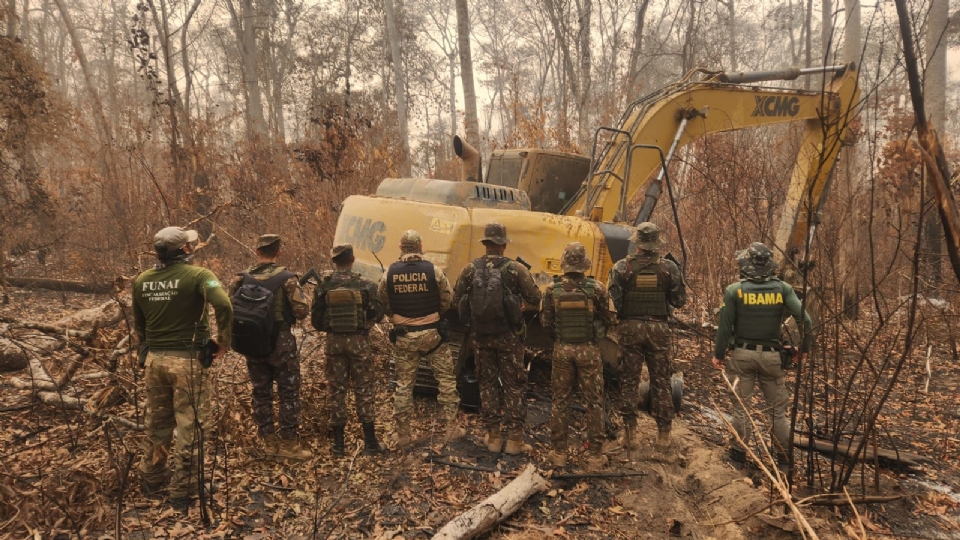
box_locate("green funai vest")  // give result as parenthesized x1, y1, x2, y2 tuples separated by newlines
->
(323, 276, 366, 333)
(734, 279, 786, 345)
(553, 276, 596, 344)
(623, 256, 669, 318)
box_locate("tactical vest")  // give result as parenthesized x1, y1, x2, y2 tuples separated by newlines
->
(249, 265, 295, 326)
(322, 275, 366, 333)
(552, 276, 596, 344)
(733, 279, 786, 346)
(385, 259, 440, 318)
(622, 255, 669, 318)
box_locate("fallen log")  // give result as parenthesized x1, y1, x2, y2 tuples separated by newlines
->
(4, 277, 113, 294)
(793, 435, 931, 467)
(433, 464, 549, 540)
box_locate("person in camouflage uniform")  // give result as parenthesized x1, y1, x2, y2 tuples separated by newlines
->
(607, 222, 686, 454)
(541, 243, 617, 471)
(229, 234, 311, 460)
(312, 243, 385, 456)
(453, 223, 542, 455)
(712, 242, 812, 466)
(379, 230, 463, 449)
(134, 227, 232, 506)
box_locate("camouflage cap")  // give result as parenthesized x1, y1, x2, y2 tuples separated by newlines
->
(256, 234, 281, 249)
(331, 243, 354, 260)
(399, 230, 422, 252)
(560, 242, 592, 273)
(736, 242, 777, 281)
(631, 222, 665, 250)
(154, 226, 199, 251)
(480, 222, 509, 245)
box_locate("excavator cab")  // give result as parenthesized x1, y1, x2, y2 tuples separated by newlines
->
(485, 149, 591, 214)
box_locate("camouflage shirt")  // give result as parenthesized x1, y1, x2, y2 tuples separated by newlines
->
(228, 262, 310, 324)
(453, 254, 542, 311)
(540, 273, 618, 340)
(607, 250, 687, 315)
(312, 268, 383, 331)
(378, 252, 453, 326)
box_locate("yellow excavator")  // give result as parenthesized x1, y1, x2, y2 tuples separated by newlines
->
(332, 63, 860, 404)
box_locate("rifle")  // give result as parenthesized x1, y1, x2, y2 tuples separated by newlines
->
(515, 256, 532, 270)
(299, 268, 322, 286)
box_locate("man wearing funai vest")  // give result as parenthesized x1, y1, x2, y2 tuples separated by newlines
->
(712, 242, 812, 466)
(379, 230, 463, 449)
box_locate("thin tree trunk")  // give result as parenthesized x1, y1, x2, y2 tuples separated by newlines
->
(840, 0, 861, 317)
(456, 0, 479, 144)
(242, 0, 266, 138)
(626, 0, 649, 98)
(894, 0, 960, 287)
(726, 0, 736, 70)
(383, 0, 410, 175)
(922, 0, 947, 289)
(6, 0, 16, 37)
(52, 0, 112, 146)
(821, 0, 833, 66)
(448, 51, 457, 141)
(576, 0, 592, 150)
(804, 0, 812, 89)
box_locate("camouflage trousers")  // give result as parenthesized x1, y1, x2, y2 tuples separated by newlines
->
(245, 331, 302, 440)
(139, 350, 211, 499)
(325, 333, 377, 427)
(618, 319, 675, 428)
(725, 347, 791, 453)
(550, 342, 604, 455)
(393, 328, 460, 424)
(474, 331, 527, 435)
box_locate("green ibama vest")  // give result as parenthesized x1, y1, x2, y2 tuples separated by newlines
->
(553, 276, 597, 344)
(734, 278, 786, 346)
(622, 255, 668, 318)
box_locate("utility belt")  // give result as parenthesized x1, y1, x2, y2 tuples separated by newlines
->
(329, 328, 369, 336)
(389, 319, 449, 352)
(624, 315, 669, 322)
(735, 342, 780, 352)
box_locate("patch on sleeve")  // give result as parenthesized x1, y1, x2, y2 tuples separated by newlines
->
(206, 279, 221, 288)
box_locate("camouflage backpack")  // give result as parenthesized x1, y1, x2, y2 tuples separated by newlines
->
(313, 274, 366, 333)
(622, 255, 669, 318)
(466, 257, 522, 334)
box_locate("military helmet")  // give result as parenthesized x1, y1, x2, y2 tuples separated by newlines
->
(480, 222, 509, 245)
(331, 243, 354, 261)
(399, 230, 422, 252)
(560, 242, 592, 273)
(736, 242, 777, 281)
(631, 222, 665, 251)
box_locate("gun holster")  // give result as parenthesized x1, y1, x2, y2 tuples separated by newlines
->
(389, 326, 408, 344)
(200, 338, 219, 368)
(780, 345, 797, 370)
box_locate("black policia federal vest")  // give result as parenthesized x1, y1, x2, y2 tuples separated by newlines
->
(386, 260, 440, 318)
(622, 255, 669, 318)
(734, 279, 786, 346)
(553, 276, 597, 344)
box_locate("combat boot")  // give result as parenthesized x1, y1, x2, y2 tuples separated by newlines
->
(655, 425, 672, 450)
(442, 414, 466, 444)
(262, 433, 280, 458)
(622, 419, 640, 452)
(585, 454, 608, 473)
(276, 437, 313, 461)
(504, 431, 532, 455)
(546, 449, 568, 467)
(332, 426, 346, 457)
(362, 422, 385, 455)
(484, 427, 502, 453)
(392, 424, 412, 450)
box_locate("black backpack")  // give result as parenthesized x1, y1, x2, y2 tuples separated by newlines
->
(231, 270, 294, 357)
(466, 257, 522, 335)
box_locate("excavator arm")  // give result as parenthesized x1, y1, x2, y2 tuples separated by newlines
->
(563, 64, 860, 261)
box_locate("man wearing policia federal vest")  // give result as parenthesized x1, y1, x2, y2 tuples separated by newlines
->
(608, 222, 686, 455)
(134, 226, 232, 506)
(228, 234, 311, 461)
(711, 242, 812, 467)
(541, 242, 617, 472)
(379, 230, 464, 449)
